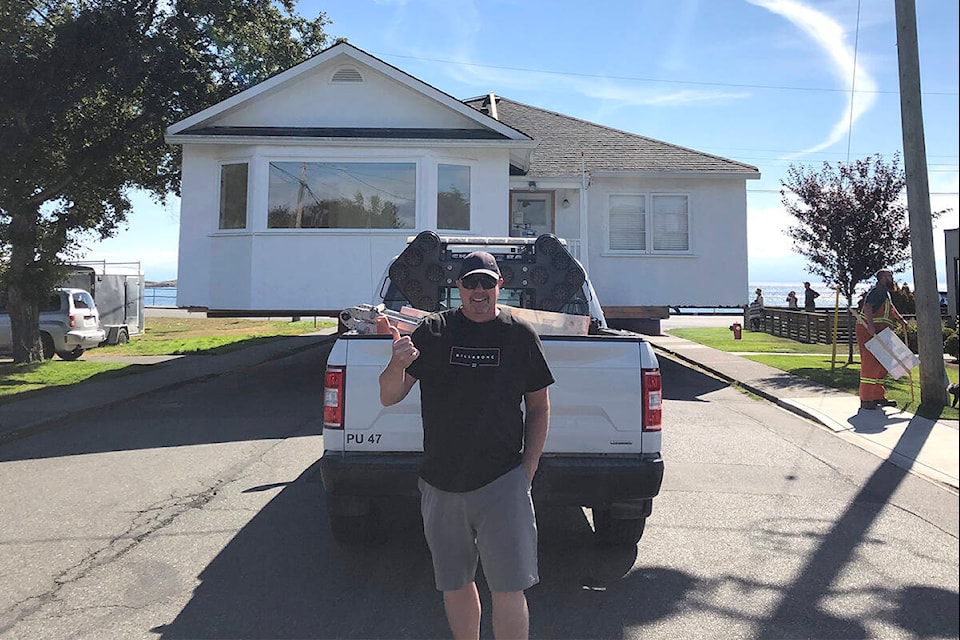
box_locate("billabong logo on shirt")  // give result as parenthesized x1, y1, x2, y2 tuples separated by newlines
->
(449, 346, 501, 367)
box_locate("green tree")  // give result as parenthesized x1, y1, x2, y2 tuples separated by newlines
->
(0, 0, 329, 363)
(781, 154, 918, 363)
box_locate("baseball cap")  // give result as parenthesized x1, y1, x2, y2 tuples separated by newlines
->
(458, 251, 501, 280)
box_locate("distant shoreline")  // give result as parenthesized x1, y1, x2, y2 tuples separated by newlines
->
(145, 280, 177, 288)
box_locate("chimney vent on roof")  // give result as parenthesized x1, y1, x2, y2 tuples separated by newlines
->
(484, 92, 499, 120)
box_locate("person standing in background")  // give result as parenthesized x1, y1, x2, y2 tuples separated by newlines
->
(748, 288, 764, 331)
(803, 282, 820, 311)
(786, 291, 799, 309)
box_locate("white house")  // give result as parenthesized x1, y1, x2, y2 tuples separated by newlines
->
(166, 42, 760, 332)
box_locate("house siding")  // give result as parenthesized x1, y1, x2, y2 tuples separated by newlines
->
(176, 144, 515, 312)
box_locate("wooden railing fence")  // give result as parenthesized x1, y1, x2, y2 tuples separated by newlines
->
(744, 307, 856, 344)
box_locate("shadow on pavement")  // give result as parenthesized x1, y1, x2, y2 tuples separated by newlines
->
(658, 357, 729, 402)
(151, 468, 658, 639)
(0, 345, 332, 462)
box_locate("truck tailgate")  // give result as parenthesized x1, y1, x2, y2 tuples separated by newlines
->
(330, 333, 660, 456)
(541, 336, 659, 454)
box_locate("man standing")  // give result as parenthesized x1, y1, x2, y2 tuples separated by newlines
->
(378, 250, 554, 640)
(855, 269, 908, 410)
(803, 281, 820, 311)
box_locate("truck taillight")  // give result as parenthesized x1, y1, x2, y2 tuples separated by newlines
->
(642, 369, 662, 431)
(69, 314, 76, 328)
(324, 366, 345, 429)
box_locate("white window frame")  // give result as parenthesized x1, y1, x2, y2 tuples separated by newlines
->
(603, 192, 691, 254)
(217, 160, 251, 232)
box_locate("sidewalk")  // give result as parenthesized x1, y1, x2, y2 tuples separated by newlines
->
(646, 329, 959, 491)
(0, 329, 339, 443)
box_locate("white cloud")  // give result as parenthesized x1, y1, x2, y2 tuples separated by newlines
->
(749, 0, 878, 158)
(747, 198, 794, 258)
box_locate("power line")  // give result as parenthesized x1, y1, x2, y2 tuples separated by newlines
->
(374, 51, 960, 97)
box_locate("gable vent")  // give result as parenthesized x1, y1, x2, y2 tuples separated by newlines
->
(331, 66, 364, 83)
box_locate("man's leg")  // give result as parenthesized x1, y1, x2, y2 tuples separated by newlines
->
(856, 323, 887, 404)
(491, 590, 529, 639)
(443, 582, 481, 640)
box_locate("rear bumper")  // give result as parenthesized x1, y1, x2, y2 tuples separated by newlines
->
(319, 451, 664, 508)
(64, 328, 106, 349)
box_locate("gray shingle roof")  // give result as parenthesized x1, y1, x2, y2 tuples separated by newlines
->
(463, 95, 760, 178)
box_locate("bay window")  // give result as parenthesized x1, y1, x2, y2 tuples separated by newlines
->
(267, 161, 416, 229)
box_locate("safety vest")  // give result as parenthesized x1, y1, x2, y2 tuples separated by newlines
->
(855, 291, 896, 329)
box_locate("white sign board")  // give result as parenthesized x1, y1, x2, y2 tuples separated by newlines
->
(865, 328, 920, 379)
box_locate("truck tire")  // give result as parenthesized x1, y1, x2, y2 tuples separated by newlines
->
(57, 346, 85, 361)
(40, 332, 55, 360)
(327, 501, 387, 547)
(592, 508, 646, 547)
(116, 327, 129, 345)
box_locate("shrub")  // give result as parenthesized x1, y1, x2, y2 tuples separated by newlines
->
(945, 329, 959, 360)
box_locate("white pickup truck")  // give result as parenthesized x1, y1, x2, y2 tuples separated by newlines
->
(319, 232, 664, 547)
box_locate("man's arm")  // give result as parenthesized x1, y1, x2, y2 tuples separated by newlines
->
(862, 301, 878, 335)
(521, 387, 550, 481)
(377, 318, 419, 406)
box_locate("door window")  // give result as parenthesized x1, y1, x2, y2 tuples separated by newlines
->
(510, 192, 554, 237)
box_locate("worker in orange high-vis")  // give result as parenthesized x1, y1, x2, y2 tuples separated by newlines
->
(855, 269, 909, 410)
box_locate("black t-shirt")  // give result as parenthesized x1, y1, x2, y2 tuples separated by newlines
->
(405, 308, 555, 492)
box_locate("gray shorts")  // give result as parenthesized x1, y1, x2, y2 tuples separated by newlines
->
(418, 465, 539, 593)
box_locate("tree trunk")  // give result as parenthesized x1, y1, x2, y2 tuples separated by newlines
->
(7, 206, 44, 364)
(7, 281, 43, 364)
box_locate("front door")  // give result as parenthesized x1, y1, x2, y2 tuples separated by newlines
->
(510, 191, 554, 237)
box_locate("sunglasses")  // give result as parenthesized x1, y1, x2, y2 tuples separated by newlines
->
(460, 274, 499, 290)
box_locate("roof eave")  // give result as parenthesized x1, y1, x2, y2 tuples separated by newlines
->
(589, 169, 761, 180)
(164, 134, 538, 149)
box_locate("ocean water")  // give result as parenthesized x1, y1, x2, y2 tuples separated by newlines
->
(750, 282, 842, 309)
(144, 286, 177, 307)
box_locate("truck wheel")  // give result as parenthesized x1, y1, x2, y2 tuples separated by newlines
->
(57, 346, 85, 361)
(592, 508, 646, 547)
(116, 328, 129, 345)
(40, 333, 55, 360)
(327, 502, 387, 546)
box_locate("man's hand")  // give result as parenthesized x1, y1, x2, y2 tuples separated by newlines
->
(377, 316, 419, 367)
(378, 317, 419, 406)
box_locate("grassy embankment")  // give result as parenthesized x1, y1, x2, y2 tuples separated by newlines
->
(667, 327, 959, 420)
(0, 317, 335, 401)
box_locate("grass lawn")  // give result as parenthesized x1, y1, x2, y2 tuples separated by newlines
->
(0, 316, 335, 403)
(92, 317, 335, 356)
(666, 327, 959, 421)
(667, 327, 838, 354)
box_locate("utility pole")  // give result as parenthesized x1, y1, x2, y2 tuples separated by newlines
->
(894, 0, 948, 407)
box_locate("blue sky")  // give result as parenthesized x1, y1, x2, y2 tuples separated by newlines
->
(84, 0, 959, 286)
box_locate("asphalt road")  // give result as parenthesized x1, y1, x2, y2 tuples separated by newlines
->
(0, 340, 957, 639)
